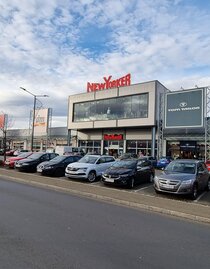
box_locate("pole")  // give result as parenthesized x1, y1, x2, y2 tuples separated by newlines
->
(20, 87, 49, 152)
(31, 96, 36, 152)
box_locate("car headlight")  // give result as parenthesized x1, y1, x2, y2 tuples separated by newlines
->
(181, 179, 193, 185)
(44, 166, 53, 170)
(81, 168, 87, 172)
(120, 174, 131, 178)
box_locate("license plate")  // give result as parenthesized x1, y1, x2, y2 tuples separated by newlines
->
(15, 164, 21, 167)
(105, 178, 114, 183)
(37, 168, 42, 172)
(69, 171, 77, 174)
(162, 184, 174, 189)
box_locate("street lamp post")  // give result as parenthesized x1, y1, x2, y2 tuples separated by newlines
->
(20, 87, 49, 151)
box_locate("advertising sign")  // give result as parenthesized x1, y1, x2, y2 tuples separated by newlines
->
(104, 134, 123, 140)
(165, 89, 204, 128)
(0, 114, 5, 129)
(34, 108, 49, 136)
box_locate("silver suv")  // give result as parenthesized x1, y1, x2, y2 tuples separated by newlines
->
(154, 159, 210, 199)
(65, 155, 115, 182)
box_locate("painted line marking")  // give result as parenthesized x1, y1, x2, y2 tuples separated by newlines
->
(193, 191, 207, 202)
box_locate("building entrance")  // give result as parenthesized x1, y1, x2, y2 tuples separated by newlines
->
(104, 140, 124, 158)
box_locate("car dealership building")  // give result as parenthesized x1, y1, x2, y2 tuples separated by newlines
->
(67, 74, 210, 159)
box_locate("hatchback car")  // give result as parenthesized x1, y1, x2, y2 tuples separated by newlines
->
(65, 155, 115, 182)
(101, 159, 155, 188)
(15, 152, 59, 172)
(4, 151, 33, 168)
(154, 159, 210, 199)
(37, 155, 82, 177)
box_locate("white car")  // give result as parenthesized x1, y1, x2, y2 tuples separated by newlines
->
(65, 155, 115, 182)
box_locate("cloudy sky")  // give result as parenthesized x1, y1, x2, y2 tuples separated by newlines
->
(1, 0, 210, 129)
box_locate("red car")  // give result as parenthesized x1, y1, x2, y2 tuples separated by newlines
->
(205, 160, 210, 172)
(4, 152, 33, 168)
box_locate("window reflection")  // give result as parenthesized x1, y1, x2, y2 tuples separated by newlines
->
(73, 93, 148, 122)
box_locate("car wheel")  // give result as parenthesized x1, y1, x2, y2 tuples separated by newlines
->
(87, 171, 96, 183)
(149, 174, 154, 183)
(191, 184, 198, 200)
(128, 177, 135, 189)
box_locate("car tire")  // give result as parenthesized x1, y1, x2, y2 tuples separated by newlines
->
(87, 171, 96, 182)
(205, 178, 210, 191)
(128, 177, 135, 189)
(191, 184, 198, 200)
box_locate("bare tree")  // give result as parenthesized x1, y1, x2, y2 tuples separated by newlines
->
(0, 113, 15, 162)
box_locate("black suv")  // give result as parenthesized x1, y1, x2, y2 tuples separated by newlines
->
(15, 152, 58, 172)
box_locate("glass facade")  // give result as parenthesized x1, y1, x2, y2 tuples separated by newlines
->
(73, 93, 148, 122)
(126, 140, 156, 156)
(79, 140, 101, 155)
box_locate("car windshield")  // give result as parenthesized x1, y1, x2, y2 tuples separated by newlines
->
(111, 160, 136, 169)
(48, 156, 66, 162)
(18, 152, 32, 158)
(27, 153, 44, 159)
(165, 162, 196, 174)
(78, 155, 99, 164)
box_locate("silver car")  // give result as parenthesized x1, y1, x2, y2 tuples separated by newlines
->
(154, 159, 210, 199)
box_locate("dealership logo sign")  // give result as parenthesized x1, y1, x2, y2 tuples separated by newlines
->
(179, 102, 187, 107)
(168, 101, 200, 112)
(87, 73, 131, 92)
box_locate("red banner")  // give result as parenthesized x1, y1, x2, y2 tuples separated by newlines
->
(104, 134, 123, 140)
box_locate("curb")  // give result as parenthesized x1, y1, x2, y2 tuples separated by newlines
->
(2, 174, 210, 225)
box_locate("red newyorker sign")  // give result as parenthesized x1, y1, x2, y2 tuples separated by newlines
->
(104, 134, 123, 140)
(87, 73, 131, 92)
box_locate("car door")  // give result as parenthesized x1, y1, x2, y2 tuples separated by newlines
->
(63, 156, 74, 168)
(95, 157, 114, 176)
(136, 160, 151, 182)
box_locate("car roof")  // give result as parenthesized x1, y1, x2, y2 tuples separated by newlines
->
(85, 154, 114, 158)
(171, 159, 201, 164)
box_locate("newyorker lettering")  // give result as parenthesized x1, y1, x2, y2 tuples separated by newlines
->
(87, 73, 131, 92)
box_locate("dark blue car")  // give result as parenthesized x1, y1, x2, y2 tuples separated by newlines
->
(156, 157, 173, 169)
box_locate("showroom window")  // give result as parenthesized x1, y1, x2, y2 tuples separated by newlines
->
(73, 93, 148, 122)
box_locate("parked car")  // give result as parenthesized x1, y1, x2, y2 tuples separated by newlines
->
(13, 149, 29, 156)
(65, 154, 115, 182)
(37, 155, 82, 177)
(101, 159, 155, 188)
(4, 151, 33, 168)
(138, 156, 157, 167)
(205, 160, 210, 172)
(154, 159, 210, 199)
(15, 152, 59, 172)
(5, 149, 15, 156)
(156, 156, 173, 169)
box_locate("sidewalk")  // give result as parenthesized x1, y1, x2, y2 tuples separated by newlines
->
(0, 168, 210, 225)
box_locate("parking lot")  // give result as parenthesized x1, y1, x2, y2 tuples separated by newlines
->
(0, 161, 210, 207)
